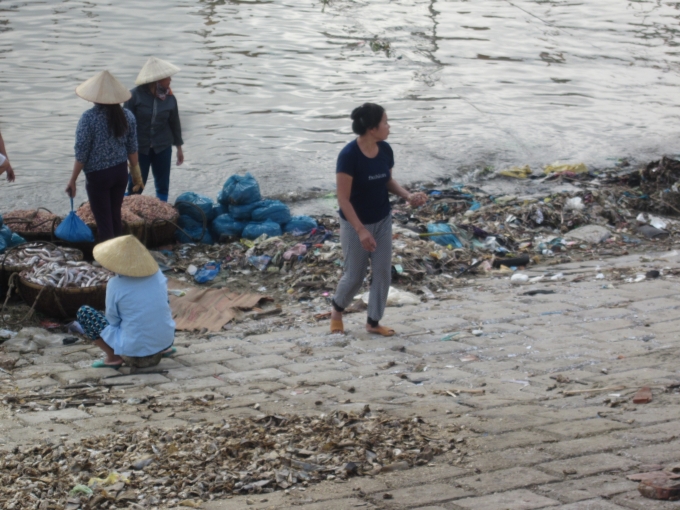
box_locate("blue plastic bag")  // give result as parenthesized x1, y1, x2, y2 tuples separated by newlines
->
(0, 213, 3, 228)
(212, 203, 229, 218)
(8, 233, 26, 248)
(284, 216, 318, 235)
(228, 173, 261, 205)
(242, 220, 282, 240)
(210, 214, 246, 241)
(251, 200, 291, 225)
(230, 200, 263, 221)
(55, 199, 95, 243)
(0, 226, 12, 244)
(217, 175, 241, 206)
(427, 223, 463, 248)
(175, 192, 216, 223)
(175, 215, 213, 244)
(195, 261, 221, 284)
(0, 236, 6, 254)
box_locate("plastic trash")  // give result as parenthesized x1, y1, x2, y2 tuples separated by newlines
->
(510, 273, 529, 285)
(564, 225, 610, 244)
(3, 327, 64, 353)
(498, 165, 532, 179)
(361, 286, 420, 306)
(251, 200, 292, 225)
(194, 261, 221, 284)
(0, 213, 3, 228)
(186, 264, 198, 276)
(544, 162, 588, 175)
(242, 220, 282, 240)
(69, 485, 93, 497)
(225, 173, 262, 205)
(248, 255, 272, 271)
(54, 198, 95, 243)
(230, 200, 264, 221)
(636, 224, 668, 239)
(427, 223, 463, 248)
(550, 272, 565, 281)
(210, 213, 246, 241)
(283, 243, 307, 260)
(492, 255, 530, 269)
(284, 216, 318, 235)
(175, 192, 216, 223)
(0, 225, 12, 244)
(565, 197, 584, 211)
(175, 215, 213, 244)
(636, 213, 668, 230)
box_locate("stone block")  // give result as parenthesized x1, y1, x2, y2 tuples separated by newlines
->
(280, 370, 353, 387)
(14, 376, 58, 390)
(536, 418, 629, 439)
(106, 373, 171, 386)
(555, 499, 631, 510)
(223, 368, 288, 383)
(279, 359, 351, 375)
(222, 354, 289, 372)
(579, 319, 637, 333)
(454, 489, 560, 510)
(156, 376, 227, 392)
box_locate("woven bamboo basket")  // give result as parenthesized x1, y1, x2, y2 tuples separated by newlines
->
(144, 211, 180, 248)
(17, 272, 107, 319)
(0, 243, 84, 291)
(3, 208, 61, 243)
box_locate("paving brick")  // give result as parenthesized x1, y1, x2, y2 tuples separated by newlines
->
(454, 489, 560, 509)
(370, 483, 472, 508)
(536, 474, 636, 503)
(106, 373, 171, 386)
(555, 499, 630, 510)
(14, 376, 59, 390)
(280, 370, 353, 387)
(536, 418, 629, 439)
(175, 350, 241, 366)
(156, 376, 227, 392)
(539, 453, 637, 478)
(611, 490, 680, 510)
(53, 367, 120, 384)
(223, 368, 288, 382)
(222, 354, 289, 372)
(578, 319, 637, 333)
(457, 467, 558, 492)
(618, 441, 680, 465)
(279, 359, 351, 375)
(17, 408, 91, 425)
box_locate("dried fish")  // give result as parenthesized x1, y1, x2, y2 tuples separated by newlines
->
(1, 243, 82, 271)
(21, 261, 113, 288)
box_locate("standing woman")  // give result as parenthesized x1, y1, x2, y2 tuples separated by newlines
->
(0, 128, 16, 182)
(125, 57, 184, 202)
(65, 71, 143, 242)
(330, 103, 427, 336)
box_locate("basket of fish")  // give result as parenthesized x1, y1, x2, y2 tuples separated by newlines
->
(3, 209, 62, 242)
(0, 242, 83, 290)
(18, 261, 112, 319)
(123, 195, 179, 248)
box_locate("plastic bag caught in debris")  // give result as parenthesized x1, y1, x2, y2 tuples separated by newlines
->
(564, 225, 610, 244)
(284, 216, 318, 235)
(230, 200, 263, 221)
(223, 173, 262, 205)
(176, 215, 213, 245)
(498, 165, 532, 179)
(544, 162, 588, 175)
(3, 327, 64, 353)
(427, 223, 463, 248)
(362, 286, 421, 306)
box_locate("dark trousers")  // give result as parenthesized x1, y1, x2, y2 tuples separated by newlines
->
(85, 161, 128, 242)
(127, 146, 172, 202)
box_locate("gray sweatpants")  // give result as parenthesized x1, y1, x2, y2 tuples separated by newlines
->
(333, 214, 392, 323)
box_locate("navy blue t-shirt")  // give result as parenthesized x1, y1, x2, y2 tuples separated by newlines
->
(336, 139, 393, 225)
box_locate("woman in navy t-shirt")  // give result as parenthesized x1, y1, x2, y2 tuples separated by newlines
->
(330, 103, 426, 336)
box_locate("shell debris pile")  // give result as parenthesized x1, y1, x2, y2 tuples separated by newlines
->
(76, 203, 143, 227)
(0, 410, 463, 509)
(123, 195, 178, 223)
(1, 244, 82, 271)
(21, 261, 112, 288)
(3, 210, 60, 234)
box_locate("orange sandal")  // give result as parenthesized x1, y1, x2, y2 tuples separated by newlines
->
(330, 319, 344, 334)
(368, 325, 395, 337)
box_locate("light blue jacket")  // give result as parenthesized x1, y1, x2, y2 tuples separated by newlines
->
(101, 270, 175, 357)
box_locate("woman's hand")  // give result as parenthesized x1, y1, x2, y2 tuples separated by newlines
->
(407, 191, 427, 208)
(176, 146, 184, 166)
(65, 179, 76, 198)
(5, 164, 15, 183)
(358, 227, 377, 252)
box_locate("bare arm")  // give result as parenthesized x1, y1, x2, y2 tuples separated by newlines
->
(128, 152, 138, 167)
(65, 161, 85, 198)
(386, 170, 427, 207)
(337, 172, 377, 252)
(0, 130, 15, 182)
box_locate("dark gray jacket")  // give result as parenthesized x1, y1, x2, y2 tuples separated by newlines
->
(125, 85, 183, 155)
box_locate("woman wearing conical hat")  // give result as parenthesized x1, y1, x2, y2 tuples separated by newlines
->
(124, 57, 184, 202)
(65, 71, 144, 241)
(75, 235, 176, 368)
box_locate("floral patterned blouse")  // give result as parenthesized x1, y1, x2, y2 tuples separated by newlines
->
(74, 105, 138, 173)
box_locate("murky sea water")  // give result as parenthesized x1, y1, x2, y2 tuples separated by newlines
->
(0, 0, 679, 213)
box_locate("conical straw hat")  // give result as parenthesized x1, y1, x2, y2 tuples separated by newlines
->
(93, 235, 159, 277)
(75, 70, 132, 104)
(135, 57, 181, 86)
